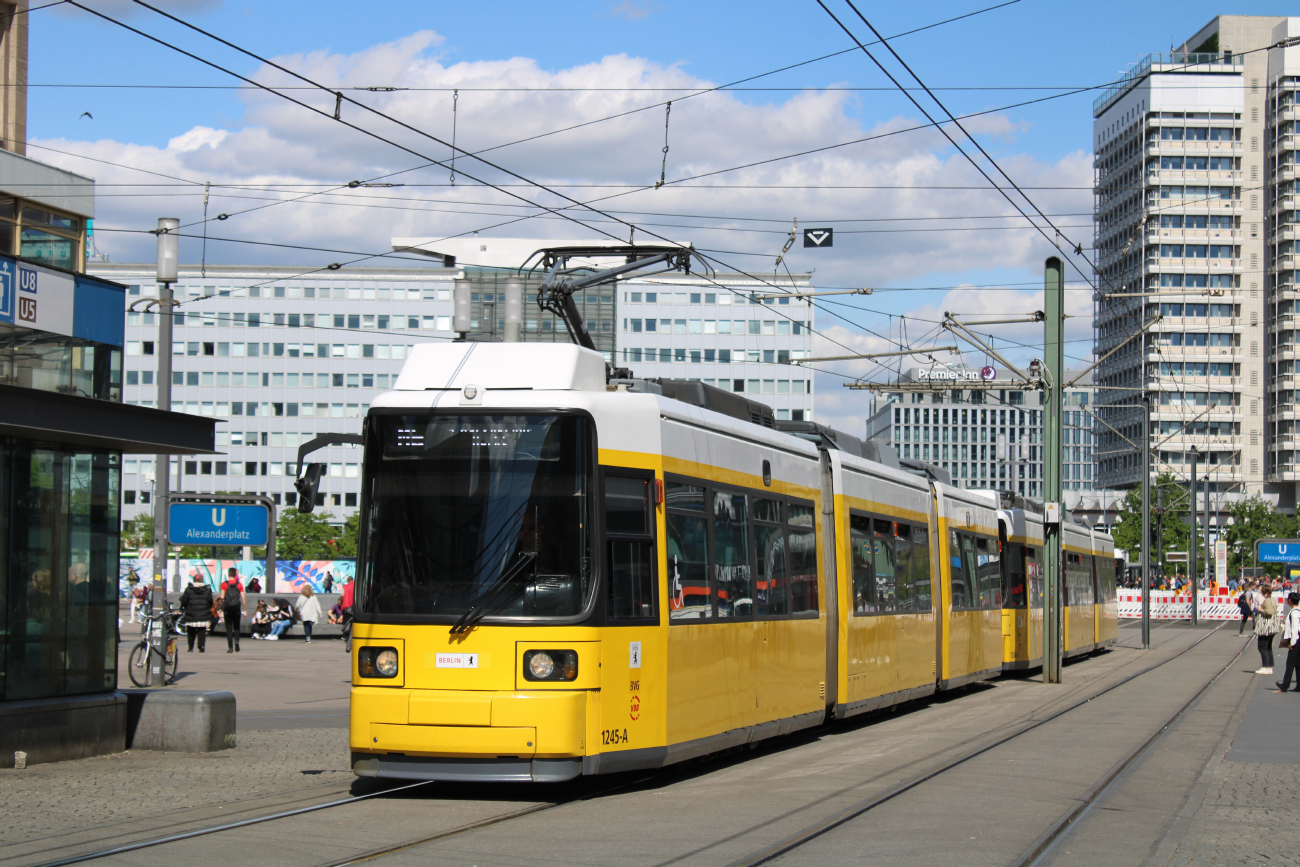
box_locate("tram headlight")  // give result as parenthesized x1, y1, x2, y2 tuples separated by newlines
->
(523, 649, 578, 681)
(358, 646, 400, 678)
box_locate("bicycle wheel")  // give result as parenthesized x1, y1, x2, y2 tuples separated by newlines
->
(127, 642, 150, 687)
(164, 637, 180, 685)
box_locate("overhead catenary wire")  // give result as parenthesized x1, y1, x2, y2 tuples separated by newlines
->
(79, 1, 924, 364)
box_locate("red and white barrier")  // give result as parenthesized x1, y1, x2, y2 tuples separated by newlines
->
(1117, 590, 1287, 621)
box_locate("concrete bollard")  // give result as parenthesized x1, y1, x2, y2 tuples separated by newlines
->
(122, 690, 237, 752)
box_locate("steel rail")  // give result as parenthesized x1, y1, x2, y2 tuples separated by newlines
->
(727, 624, 1231, 867)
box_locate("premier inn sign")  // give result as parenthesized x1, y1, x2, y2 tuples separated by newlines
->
(915, 366, 995, 383)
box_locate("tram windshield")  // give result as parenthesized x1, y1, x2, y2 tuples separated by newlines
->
(357, 413, 595, 621)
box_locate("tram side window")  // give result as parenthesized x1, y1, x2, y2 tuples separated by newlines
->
(754, 499, 788, 616)
(606, 475, 656, 622)
(1004, 542, 1028, 608)
(1028, 547, 1044, 607)
(850, 515, 877, 614)
(911, 526, 931, 610)
(1081, 555, 1096, 605)
(714, 492, 752, 618)
(894, 525, 914, 610)
(976, 538, 1001, 608)
(960, 534, 981, 609)
(949, 529, 971, 609)
(788, 519, 818, 616)
(667, 483, 710, 620)
(875, 520, 897, 611)
(1098, 555, 1117, 603)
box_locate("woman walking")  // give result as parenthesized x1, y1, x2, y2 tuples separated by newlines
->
(179, 575, 214, 653)
(1254, 582, 1281, 675)
(295, 586, 322, 643)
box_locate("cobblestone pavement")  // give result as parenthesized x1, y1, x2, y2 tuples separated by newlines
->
(0, 728, 352, 847)
(1157, 761, 1300, 866)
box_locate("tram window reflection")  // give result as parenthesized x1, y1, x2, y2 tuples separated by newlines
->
(714, 492, 751, 619)
(894, 525, 914, 611)
(850, 515, 876, 614)
(787, 528, 818, 615)
(754, 523, 787, 616)
(911, 527, 931, 611)
(949, 530, 972, 609)
(1004, 543, 1028, 607)
(605, 476, 650, 535)
(665, 482, 705, 511)
(667, 513, 710, 619)
(874, 520, 896, 611)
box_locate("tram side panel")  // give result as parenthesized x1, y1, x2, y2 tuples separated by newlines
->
(659, 409, 826, 762)
(1063, 526, 1096, 657)
(831, 452, 937, 717)
(935, 486, 1002, 689)
(1093, 534, 1119, 647)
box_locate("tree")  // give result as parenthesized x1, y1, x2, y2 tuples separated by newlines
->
(1110, 472, 1198, 575)
(1222, 496, 1297, 578)
(274, 510, 358, 560)
(121, 514, 154, 551)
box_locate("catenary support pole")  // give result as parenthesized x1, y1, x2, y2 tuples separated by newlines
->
(1189, 447, 1198, 626)
(1204, 474, 1212, 596)
(1043, 257, 1064, 683)
(150, 217, 179, 687)
(1141, 395, 1151, 649)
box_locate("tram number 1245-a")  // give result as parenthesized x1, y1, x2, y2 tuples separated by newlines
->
(602, 728, 629, 746)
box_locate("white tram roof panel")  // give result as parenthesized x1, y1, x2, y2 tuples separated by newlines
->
(392, 343, 608, 393)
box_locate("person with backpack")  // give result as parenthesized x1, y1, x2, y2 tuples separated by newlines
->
(219, 567, 247, 653)
(1238, 580, 1255, 635)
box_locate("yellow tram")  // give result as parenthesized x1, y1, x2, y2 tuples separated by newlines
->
(343, 343, 1116, 782)
(998, 505, 1117, 672)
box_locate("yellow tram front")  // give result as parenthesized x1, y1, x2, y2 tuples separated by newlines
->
(349, 405, 616, 782)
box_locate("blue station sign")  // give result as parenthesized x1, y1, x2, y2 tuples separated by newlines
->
(1256, 539, 1300, 563)
(169, 503, 269, 546)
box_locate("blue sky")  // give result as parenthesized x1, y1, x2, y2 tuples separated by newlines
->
(27, 0, 1295, 428)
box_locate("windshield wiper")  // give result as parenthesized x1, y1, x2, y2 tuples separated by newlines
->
(448, 551, 538, 635)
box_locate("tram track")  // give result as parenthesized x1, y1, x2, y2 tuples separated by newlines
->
(21, 625, 1221, 867)
(726, 623, 1236, 867)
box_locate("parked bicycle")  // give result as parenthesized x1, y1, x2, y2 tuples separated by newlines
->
(127, 603, 180, 687)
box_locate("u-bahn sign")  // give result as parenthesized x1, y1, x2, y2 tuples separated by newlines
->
(1256, 538, 1300, 563)
(169, 502, 269, 546)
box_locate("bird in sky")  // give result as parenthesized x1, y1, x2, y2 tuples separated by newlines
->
(79, 111, 93, 120)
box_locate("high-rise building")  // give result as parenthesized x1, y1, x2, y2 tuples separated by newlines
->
(1092, 15, 1300, 504)
(97, 239, 818, 525)
(863, 367, 1096, 497)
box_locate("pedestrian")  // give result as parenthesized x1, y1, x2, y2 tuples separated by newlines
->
(266, 599, 292, 640)
(295, 586, 322, 643)
(246, 576, 262, 594)
(1275, 592, 1300, 693)
(219, 567, 247, 653)
(1254, 582, 1281, 675)
(179, 574, 213, 653)
(1238, 580, 1255, 635)
(129, 580, 149, 624)
(322, 571, 333, 594)
(250, 601, 273, 638)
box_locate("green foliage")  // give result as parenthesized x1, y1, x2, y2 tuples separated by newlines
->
(1110, 473, 1201, 570)
(121, 514, 155, 551)
(1222, 496, 1298, 578)
(275, 510, 359, 560)
(1191, 32, 1219, 55)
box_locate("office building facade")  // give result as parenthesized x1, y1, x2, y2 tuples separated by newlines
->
(1092, 15, 1300, 501)
(99, 239, 817, 525)
(863, 368, 1096, 498)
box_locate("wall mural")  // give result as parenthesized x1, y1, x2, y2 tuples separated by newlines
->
(119, 558, 354, 595)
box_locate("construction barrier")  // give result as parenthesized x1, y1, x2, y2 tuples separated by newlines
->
(1117, 590, 1286, 620)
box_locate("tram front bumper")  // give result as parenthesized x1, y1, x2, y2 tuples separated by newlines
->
(351, 687, 588, 781)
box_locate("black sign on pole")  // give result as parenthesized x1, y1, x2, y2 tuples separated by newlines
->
(803, 228, 833, 248)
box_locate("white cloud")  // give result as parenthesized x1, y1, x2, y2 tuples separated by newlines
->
(608, 1, 661, 21)
(31, 31, 1095, 437)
